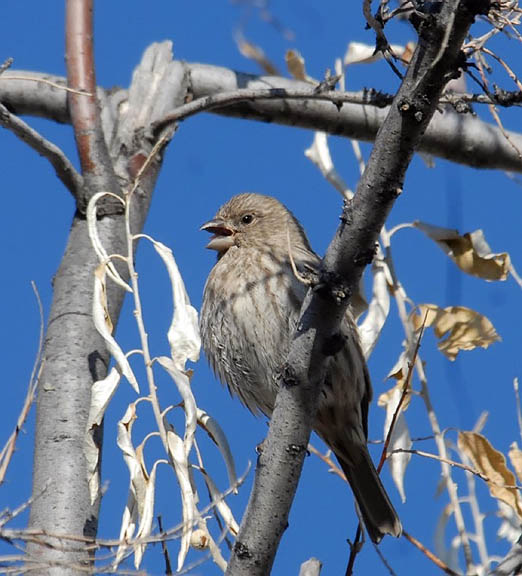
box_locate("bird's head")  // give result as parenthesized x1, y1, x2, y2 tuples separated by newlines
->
(200, 193, 311, 256)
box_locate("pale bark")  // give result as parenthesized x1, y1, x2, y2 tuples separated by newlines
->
(24, 42, 188, 574)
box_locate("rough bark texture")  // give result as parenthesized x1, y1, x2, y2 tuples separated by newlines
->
(25, 42, 188, 574)
(225, 2, 491, 575)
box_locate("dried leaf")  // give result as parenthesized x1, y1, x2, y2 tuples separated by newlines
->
(434, 504, 460, 573)
(413, 304, 500, 361)
(380, 387, 411, 502)
(114, 402, 148, 568)
(197, 409, 238, 490)
(414, 222, 511, 281)
(509, 443, 522, 485)
(198, 467, 240, 535)
(93, 265, 139, 391)
(358, 253, 390, 359)
(134, 460, 163, 568)
(157, 356, 197, 457)
(86, 367, 121, 504)
(86, 192, 132, 292)
(285, 49, 311, 82)
(236, 34, 279, 75)
(305, 132, 352, 199)
(402, 42, 416, 64)
(458, 431, 522, 518)
(167, 429, 196, 571)
(148, 239, 201, 370)
(379, 350, 412, 411)
(497, 501, 522, 544)
(344, 41, 407, 66)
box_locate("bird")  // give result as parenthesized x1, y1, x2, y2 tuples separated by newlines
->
(199, 192, 401, 543)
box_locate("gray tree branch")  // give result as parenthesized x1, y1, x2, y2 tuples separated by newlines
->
(24, 38, 187, 575)
(225, 2, 491, 575)
(0, 102, 82, 195)
(1, 59, 521, 173)
(26, 2, 121, 571)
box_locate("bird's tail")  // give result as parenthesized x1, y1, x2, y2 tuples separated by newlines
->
(337, 444, 402, 544)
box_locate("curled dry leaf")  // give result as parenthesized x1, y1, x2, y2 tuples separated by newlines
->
(285, 49, 314, 82)
(344, 41, 409, 66)
(198, 467, 240, 536)
(166, 428, 196, 571)
(497, 501, 522, 544)
(149, 240, 200, 371)
(358, 253, 390, 359)
(413, 304, 500, 361)
(235, 33, 279, 75)
(379, 349, 412, 411)
(93, 265, 139, 391)
(414, 221, 511, 282)
(197, 408, 238, 490)
(434, 503, 460, 573)
(114, 402, 148, 568)
(509, 443, 522, 484)
(379, 386, 411, 502)
(86, 192, 132, 292)
(304, 132, 352, 200)
(458, 431, 522, 519)
(157, 356, 197, 458)
(86, 367, 121, 504)
(134, 460, 164, 569)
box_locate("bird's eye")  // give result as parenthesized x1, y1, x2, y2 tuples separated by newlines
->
(241, 214, 254, 225)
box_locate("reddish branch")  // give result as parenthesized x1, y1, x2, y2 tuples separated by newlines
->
(404, 530, 461, 576)
(65, 0, 120, 211)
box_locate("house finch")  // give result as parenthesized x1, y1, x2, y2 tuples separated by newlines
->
(200, 193, 401, 543)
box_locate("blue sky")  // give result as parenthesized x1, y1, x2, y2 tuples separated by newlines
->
(2, 2, 522, 575)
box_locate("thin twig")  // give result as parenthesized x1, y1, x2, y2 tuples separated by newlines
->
(377, 311, 426, 473)
(371, 539, 398, 576)
(4, 74, 92, 95)
(0, 481, 50, 529)
(462, 452, 489, 567)
(388, 448, 513, 485)
(382, 223, 475, 569)
(0, 58, 13, 75)
(127, 132, 172, 197)
(307, 444, 346, 482)
(123, 194, 168, 450)
(473, 51, 522, 161)
(0, 103, 82, 196)
(0, 282, 45, 484)
(157, 516, 173, 575)
(345, 524, 363, 576)
(154, 87, 393, 132)
(403, 530, 462, 576)
(0, 465, 250, 552)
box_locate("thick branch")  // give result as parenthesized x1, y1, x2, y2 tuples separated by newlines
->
(225, 2, 490, 575)
(0, 102, 82, 195)
(187, 62, 522, 172)
(2, 60, 521, 172)
(25, 40, 187, 575)
(65, 0, 120, 213)
(26, 2, 120, 573)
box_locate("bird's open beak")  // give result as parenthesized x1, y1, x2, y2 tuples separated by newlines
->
(200, 219, 236, 252)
